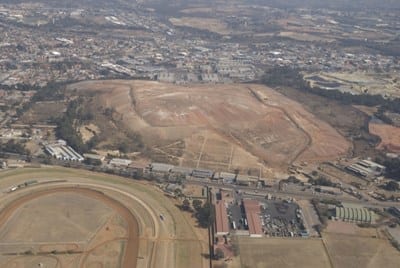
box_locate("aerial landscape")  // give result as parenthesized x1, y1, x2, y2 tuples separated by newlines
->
(0, 0, 400, 267)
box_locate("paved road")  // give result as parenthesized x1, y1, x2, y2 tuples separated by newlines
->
(186, 179, 399, 210)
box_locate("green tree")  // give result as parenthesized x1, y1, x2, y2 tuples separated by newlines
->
(182, 199, 190, 211)
(385, 181, 400, 191)
(192, 199, 203, 211)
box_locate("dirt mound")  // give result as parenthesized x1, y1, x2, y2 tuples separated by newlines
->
(68, 80, 350, 171)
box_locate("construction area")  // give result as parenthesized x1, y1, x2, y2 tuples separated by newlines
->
(0, 167, 209, 268)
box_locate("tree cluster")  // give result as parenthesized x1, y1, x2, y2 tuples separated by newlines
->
(375, 155, 400, 181)
(55, 98, 94, 153)
(309, 175, 336, 187)
(0, 139, 29, 155)
(261, 66, 400, 114)
(191, 199, 215, 228)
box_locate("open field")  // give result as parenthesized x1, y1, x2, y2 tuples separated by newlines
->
(369, 122, 400, 153)
(304, 72, 400, 99)
(169, 17, 230, 35)
(19, 101, 67, 124)
(274, 86, 379, 158)
(0, 187, 136, 268)
(67, 80, 350, 173)
(237, 237, 331, 268)
(278, 31, 335, 42)
(323, 232, 400, 268)
(0, 166, 208, 268)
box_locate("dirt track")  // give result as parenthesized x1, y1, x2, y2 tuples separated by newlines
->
(0, 187, 139, 268)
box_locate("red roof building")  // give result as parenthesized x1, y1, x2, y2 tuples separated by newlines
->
(242, 199, 263, 237)
(215, 201, 230, 236)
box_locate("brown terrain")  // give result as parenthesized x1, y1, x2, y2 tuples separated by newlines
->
(369, 123, 400, 153)
(0, 187, 139, 268)
(0, 167, 209, 268)
(67, 80, 350, 173)
(321, 221, 400, 268)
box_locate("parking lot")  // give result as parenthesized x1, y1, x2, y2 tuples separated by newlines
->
(228, 203, 246, 230)
(261, 200, 306, 237)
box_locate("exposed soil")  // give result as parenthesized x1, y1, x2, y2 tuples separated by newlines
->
(67, 80, 350, 173)
(369, 123, 400, 153)
(275, 86, 380, 158)
(0, 187, 139, 268)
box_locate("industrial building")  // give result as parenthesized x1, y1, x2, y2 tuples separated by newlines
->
(109, 158, 132, 167)
(347, 159, 386, 178)
(236, 174, 250, 186)
(45, 142, 84, 162)
(242, 199, 263, 237)
(171, 166, 193, 176)
(150, 163, 174, 173)
(214, 201, 230, 236)
(83, 153, 105, 162)
(335, 204, 375, 223)
(214, 172, 236, 183)
(192, 169, 214, 179)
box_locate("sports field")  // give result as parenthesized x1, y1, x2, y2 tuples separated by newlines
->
(0, 167, 208, 268)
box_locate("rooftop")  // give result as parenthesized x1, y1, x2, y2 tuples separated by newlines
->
(215, 201, 230, 236)
(242, 199, 263, 236)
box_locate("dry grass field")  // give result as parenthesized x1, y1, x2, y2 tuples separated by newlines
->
(323, 232, 400, 268)
(0, 167, 208, 268)
(18, 101, 67, 124)
(67, 80, 350, 173)
(236, 237, 331, 268)
(322, 221, 400, 268)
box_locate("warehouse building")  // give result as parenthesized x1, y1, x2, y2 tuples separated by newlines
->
(242, 199, 263, 237)
(347, 159, 386, 178)
(109, 158, 132, 167)
(236, 174, 250, 186)
(335, 203, 375, 223)
(215, 201, 230, 236)
(150, 163, 174, 173)
(192, 169, 214, 179)
(45, 141, 84, 162)
(214, 172, 236, 183)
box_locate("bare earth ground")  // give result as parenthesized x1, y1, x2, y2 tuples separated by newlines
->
(0, 187, 138, 268)
(369, 123, 400, 153)
(236, 237, 331, 268)
(79, 123, 101, 143)
(0, 167, 207, 268)
(325, 221, 378, 237)
(67, 80, 350, 173)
